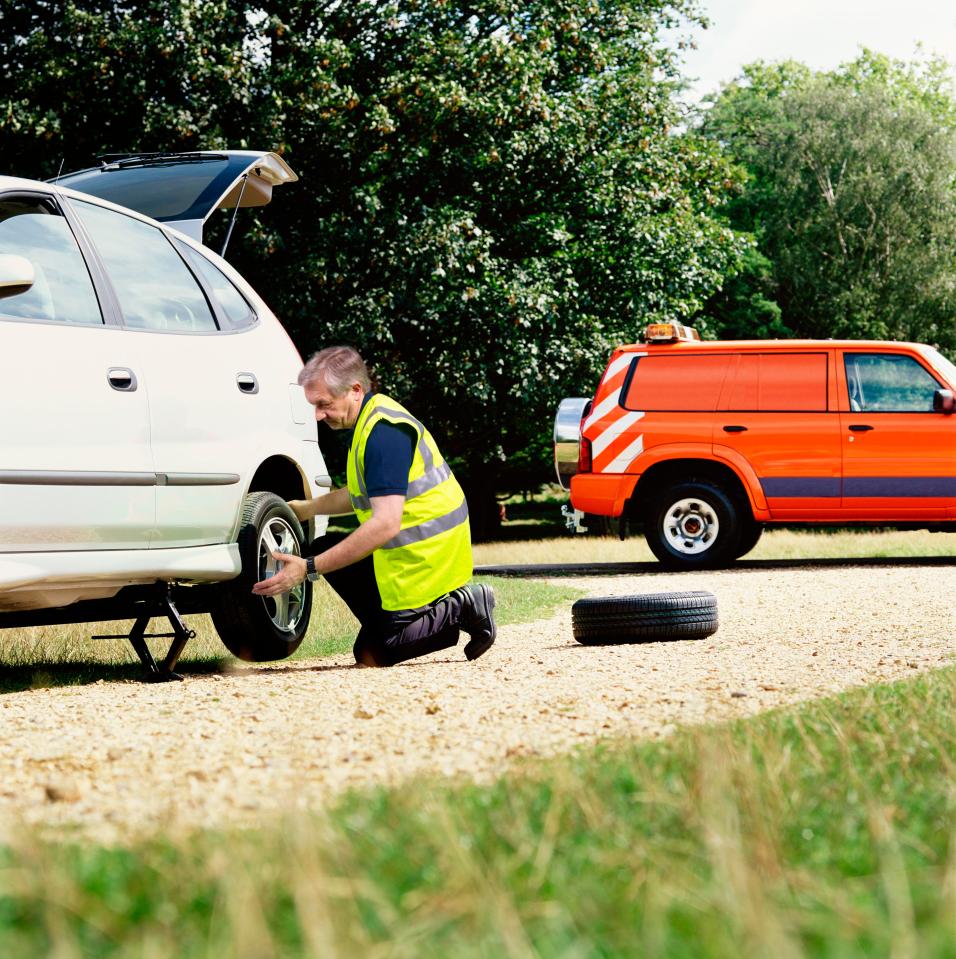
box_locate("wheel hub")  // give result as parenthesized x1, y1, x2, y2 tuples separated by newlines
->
(257, 516, 305, 633)
(663, 498, 719, 555)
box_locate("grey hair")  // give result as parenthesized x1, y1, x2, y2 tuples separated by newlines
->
(298, 346, 371, 395)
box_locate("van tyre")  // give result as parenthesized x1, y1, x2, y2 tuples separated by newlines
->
(734, 520, 763, 559)
(211, 492, 312, 662)
(572, 591, 718, 644)
(643, 479, 741, 570)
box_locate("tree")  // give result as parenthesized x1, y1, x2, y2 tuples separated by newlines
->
(1, 1, 749, 536)
(699, 53, 956, 352)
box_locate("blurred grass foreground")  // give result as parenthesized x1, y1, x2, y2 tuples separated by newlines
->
(0, 666, 954, 956)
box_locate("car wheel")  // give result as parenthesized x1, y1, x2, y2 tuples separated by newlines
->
(734, 521, 763, 559)
(643, 479, 741, 569)
(572, 591, 718, 645)
(210, 491, 312, 662)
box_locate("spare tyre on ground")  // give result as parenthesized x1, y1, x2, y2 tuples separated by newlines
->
(572, 591, 718, 645)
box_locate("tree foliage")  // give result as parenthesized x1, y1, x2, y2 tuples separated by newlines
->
(0, 1, 749, 532)
(700, 53, 956, 352)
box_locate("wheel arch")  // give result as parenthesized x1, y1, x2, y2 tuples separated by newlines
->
(630, 458, 756, 521)
(246, 455, 310, 502)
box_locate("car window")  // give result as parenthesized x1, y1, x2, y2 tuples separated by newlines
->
(72, 199, 217, 333)
(844, 353, 941, 412)
(0, 197, 103, 326)
(181, 245, 257, 331)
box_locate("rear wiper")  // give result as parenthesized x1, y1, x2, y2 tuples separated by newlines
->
(96, 152, 229, 170)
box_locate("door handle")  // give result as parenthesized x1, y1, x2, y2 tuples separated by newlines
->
(848, 424, 873, 432)
(237, 372, 259, 394)
(107, 367, 138, 392)
(722, 425, 748, 433)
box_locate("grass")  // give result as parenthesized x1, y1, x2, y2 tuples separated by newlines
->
(0, 576, 580, 693)
(1, 665, 954, 956)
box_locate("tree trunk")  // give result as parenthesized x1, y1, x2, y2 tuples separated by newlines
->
(460, 467, 502, 543)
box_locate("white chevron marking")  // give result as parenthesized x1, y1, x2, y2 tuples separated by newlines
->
(602, 434, 645, 473)
(591, 411, 645, 457)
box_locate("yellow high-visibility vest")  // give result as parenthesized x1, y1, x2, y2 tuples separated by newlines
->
(347, 394, 472, 610)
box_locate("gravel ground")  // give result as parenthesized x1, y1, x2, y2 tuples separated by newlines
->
(1, 563, 954, 843)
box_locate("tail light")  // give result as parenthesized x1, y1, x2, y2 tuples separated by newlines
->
(578, 435, 592, 474)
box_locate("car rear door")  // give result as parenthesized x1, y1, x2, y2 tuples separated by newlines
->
(839, 350, 956, 519)
(0, 191, 154, 550)
(715, 351, 842, 518)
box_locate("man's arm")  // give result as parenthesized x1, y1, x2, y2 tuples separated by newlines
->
(287, 486, 354, 521)
(252, 494, 404, 597)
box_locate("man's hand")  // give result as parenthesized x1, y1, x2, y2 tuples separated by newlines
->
(252, 552, 307, 597)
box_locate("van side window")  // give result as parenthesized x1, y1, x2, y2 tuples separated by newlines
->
(726, 354, 828, 411)
(845, 354, 941, 412)
(623, 355, 732, 411)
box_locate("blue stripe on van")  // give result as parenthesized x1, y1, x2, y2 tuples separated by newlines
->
(842, 476, 956, 498)
(760, 477, 956, 498)
(760, 477, 841, 498)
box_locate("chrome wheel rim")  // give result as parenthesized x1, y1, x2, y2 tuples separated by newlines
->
(257, 516, 305, 633)
(662, 498, 719, 555)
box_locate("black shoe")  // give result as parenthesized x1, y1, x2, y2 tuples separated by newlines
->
(459, 584, 496, 661)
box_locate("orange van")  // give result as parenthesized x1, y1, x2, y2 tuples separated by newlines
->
(554, 324, 956, 568)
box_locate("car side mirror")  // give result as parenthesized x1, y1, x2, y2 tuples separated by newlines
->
(933, 389, 955, 414)
(0, 254, 35, 300)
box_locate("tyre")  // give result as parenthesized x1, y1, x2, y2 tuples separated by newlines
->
(211, 491, 312, 662)
(643, 479, 742, 570)
(572, 591, 718, 645)
(734, 521, 763, 559)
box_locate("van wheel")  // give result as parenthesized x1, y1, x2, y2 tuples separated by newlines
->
(734, 521, 763, 559)
(211, 492, 312, 662)
(572, 591, 718, 644)
(643, 479, 741, 569)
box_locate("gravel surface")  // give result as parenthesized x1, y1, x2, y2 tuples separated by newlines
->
(1, 563, 954, 843)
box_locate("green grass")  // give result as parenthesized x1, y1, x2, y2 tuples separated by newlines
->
(1, 667, 954, 957)
(0, 576, 579, 693)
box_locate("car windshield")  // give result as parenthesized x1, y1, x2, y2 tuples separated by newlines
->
(917, 345, 956, 388)
(56, 154, 251, 222)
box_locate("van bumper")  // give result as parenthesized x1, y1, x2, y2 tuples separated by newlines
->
(569, 473, 640, 517)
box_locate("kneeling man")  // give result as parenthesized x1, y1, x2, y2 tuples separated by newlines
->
(253, 345, 496, 667)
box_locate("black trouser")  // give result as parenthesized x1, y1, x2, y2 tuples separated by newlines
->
(309, 533, 468, 667)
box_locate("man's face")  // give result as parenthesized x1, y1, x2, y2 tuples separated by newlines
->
(304, 377, 364, 430)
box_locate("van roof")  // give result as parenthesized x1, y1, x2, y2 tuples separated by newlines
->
(616, 338, 928, 353)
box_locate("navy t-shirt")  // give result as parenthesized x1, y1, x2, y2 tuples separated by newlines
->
(355, 393, 416, 497)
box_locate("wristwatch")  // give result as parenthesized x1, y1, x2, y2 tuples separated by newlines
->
(305, 556, 321, 582)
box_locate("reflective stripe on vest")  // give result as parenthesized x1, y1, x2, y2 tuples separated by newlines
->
(381, 497, 469, 550)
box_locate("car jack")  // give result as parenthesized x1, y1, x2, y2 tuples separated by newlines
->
(93, 586, 196, 683)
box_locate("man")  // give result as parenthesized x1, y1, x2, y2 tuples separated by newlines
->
(252, 345, 497, 667)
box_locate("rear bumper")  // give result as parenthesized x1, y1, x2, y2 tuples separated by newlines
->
(569, 473, 640, 517)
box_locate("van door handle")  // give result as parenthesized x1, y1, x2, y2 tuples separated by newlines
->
(722, 425, 748, 433)
(107, 368, 138, 392)
(237, 372, 259, 394)
(848, 424, 873, 432)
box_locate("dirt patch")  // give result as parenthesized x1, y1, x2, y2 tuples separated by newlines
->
(1, 563, 954, 842)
